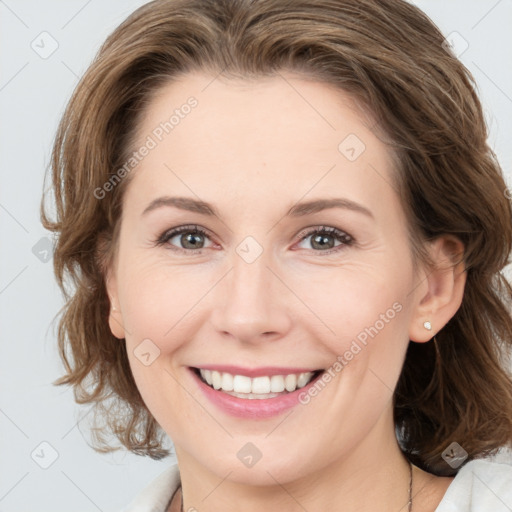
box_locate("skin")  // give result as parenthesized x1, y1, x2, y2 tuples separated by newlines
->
(106, 71, 466, 512)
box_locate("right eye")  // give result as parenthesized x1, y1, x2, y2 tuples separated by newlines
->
(155, 224, 215, 253)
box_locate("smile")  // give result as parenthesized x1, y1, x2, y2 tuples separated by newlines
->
(190, 366, 325, 418)
(197, 368, 320, 398)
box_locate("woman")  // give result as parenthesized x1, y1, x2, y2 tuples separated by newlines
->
(41, 0, 512, 510)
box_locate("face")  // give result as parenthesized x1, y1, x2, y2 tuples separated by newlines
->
(107, 71, 427, 485)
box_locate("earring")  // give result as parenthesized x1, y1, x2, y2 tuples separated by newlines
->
(423, 320, 432, 331)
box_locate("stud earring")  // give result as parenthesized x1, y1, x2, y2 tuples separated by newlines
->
(423, 320, 432, 331)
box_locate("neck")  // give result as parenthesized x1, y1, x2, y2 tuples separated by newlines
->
(174, 407, 412, 512)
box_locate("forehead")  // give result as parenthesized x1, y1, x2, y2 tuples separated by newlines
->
(139, 71, 379, 153)
(124, 71, 399, 221)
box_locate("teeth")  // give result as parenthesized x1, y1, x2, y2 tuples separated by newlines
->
(198, 368, 317, 395)
(270, 375, 285, 393)
(202, 369, 213, 386)
(233, 375, 252, 393)
(212, 370, 222, 390)
(285, 374, 297, 392)
(221, 372, 234, 391)
(297, 373, 311, 388)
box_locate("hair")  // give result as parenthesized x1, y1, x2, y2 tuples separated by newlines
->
(41, 0, 512, 475)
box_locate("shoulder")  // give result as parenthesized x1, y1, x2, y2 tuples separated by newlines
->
(121, 463, 180, 512)
(435, 457, 512, 512)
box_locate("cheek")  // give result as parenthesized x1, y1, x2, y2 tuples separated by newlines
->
(117, 259, 206, 424)
(118, 255, 212, 345)
(290, 261, 411, 352)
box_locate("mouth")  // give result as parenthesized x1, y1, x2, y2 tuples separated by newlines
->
(191, 367, 324, 400)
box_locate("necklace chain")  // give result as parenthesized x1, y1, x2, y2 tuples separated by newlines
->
(408, 461, 413, 512)
(177, 461, 413, 511)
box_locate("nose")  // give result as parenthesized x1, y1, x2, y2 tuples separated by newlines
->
(209, 249, 293, 345)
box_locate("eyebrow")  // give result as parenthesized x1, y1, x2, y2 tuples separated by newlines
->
(142, 196, 374, 219)
(142, 196, 217, 216)
(287, 198, 373, 219)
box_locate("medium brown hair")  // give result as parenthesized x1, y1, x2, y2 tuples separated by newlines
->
(41, 0, 512, 474)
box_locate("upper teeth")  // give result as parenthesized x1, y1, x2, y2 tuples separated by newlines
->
(199, 369, 316, 394)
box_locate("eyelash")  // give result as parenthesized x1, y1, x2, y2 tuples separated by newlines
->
(154, 224, 355, 256)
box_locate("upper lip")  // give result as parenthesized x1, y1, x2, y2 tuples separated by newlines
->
(192, 365, 323, 378)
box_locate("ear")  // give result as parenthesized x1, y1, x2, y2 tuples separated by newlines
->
(105, 267, 126, 340)
(409, 235, 467, 343)
(97, 232, 126, 340)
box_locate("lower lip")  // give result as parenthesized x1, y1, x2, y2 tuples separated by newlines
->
(190, 368, 324, 419)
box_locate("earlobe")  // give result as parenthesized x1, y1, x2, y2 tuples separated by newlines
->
(105, 271, 126, 340)
(409, 236, 466, 343)
(108, 307, 126, 340)
(96, 232, 125, 339)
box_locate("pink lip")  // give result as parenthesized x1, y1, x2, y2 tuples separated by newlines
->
(194, 365, 320, 378)
(189, 367, 324, 419)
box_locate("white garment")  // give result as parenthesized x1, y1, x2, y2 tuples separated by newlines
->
(121, 458, 512, 512)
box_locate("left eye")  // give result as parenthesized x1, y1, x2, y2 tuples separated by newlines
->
(295, 226, 353, 252)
